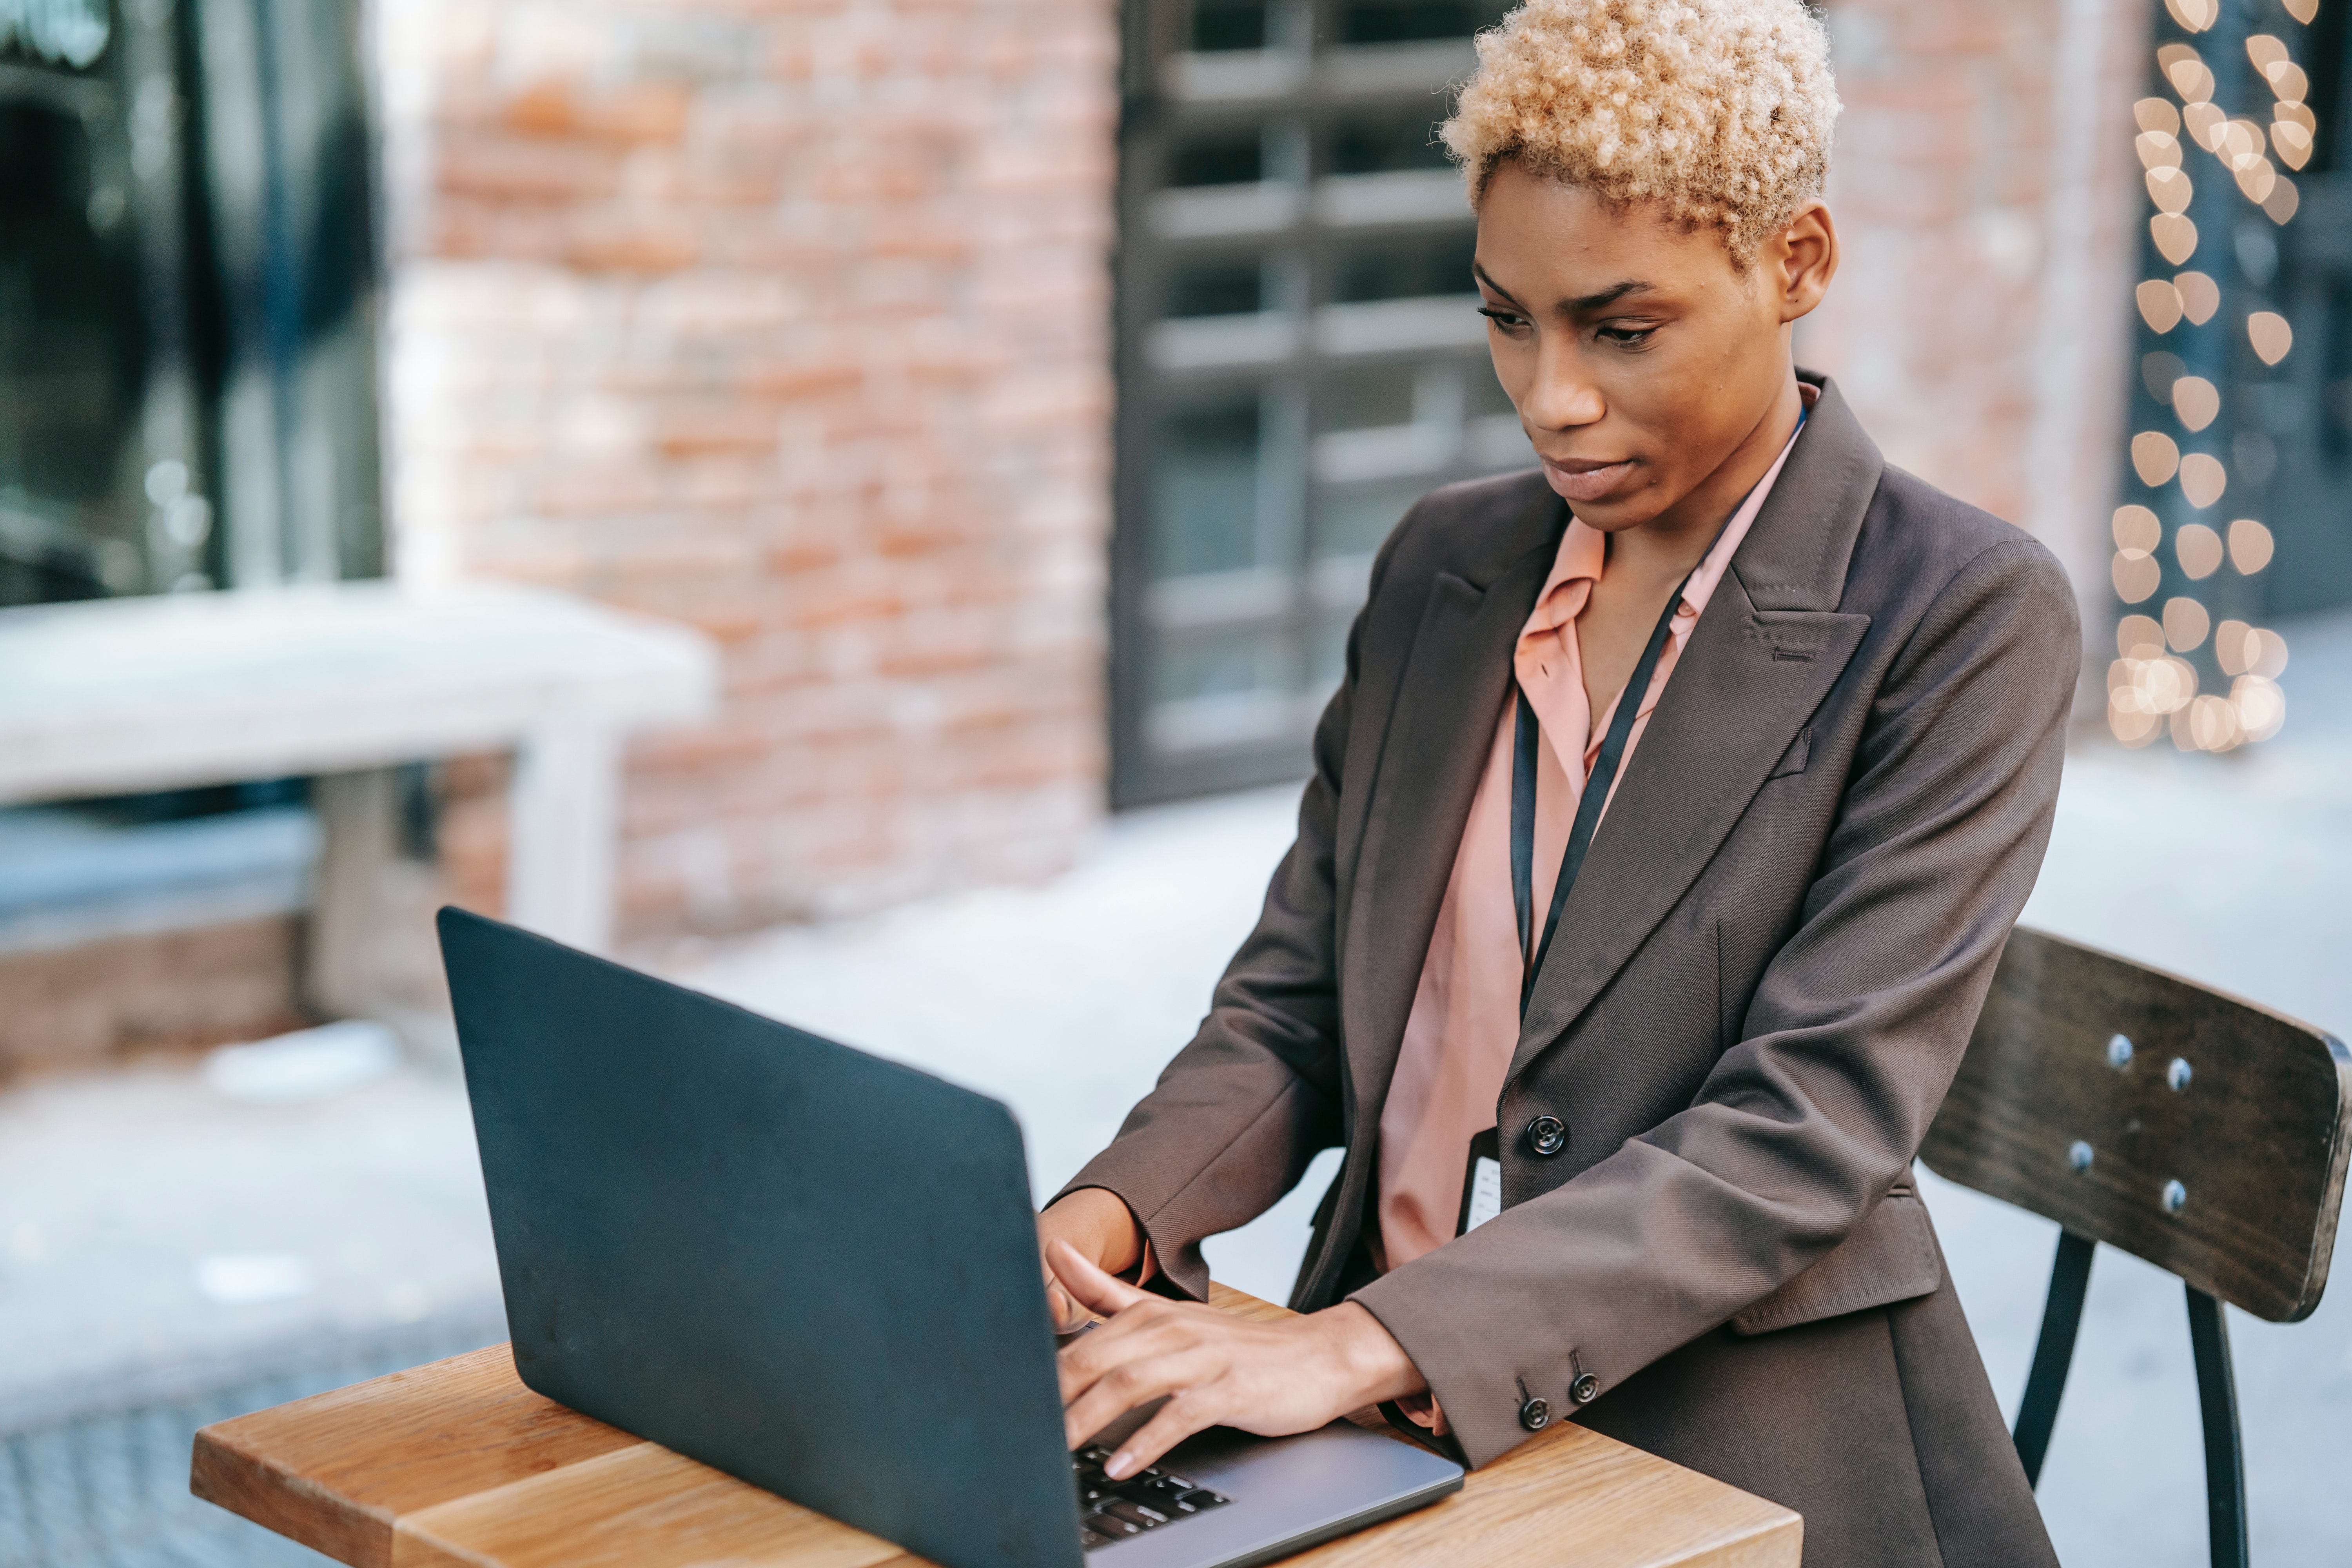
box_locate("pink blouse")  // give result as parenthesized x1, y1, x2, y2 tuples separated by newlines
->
(1375, 404, 1811, 1273)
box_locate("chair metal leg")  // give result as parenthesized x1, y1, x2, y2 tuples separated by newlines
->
(2186, 1285, 2250, 1568)
(2013, 1229, 2095, 1488)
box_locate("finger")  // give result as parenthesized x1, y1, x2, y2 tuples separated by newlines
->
(1103, 1396, 1212, 1481)
(1057, 1309, 1191, 1403)
(1047, 1239, 1152, 1318)
(1062, 1352, 1199, 1452)
(1042, 1272, 1088, 1332)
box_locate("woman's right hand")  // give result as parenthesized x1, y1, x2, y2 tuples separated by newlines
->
(1036, 1187, 1145, 1332)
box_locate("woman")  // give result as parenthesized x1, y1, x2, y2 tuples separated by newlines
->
(1040, 2, 2076, 1562)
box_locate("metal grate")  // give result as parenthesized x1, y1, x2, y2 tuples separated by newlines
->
(1111, 0, 1532, 803)
(0, 1310, 503, 1568)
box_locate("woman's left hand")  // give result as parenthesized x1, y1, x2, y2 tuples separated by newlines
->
(1047, 1239, 1428, 1479)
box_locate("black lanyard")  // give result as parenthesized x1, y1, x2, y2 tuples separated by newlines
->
(1509, 573, 1691, 1018)
(1507, 419, 1804, 1018)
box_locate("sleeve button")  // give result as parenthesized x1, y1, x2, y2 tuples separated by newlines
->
(1524, 1115, 1567, 1157)
(1570, 1372, 1600, 1405)
(1519, 1396, 1552, 1430)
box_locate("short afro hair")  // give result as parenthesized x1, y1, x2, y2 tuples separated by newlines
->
(1443, 0, 1840, 259)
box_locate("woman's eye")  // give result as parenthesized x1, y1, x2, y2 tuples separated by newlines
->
(1477, 306, 1529, 331)
(1599, 325, 1657, 347)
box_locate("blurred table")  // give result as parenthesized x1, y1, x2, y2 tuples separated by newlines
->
(190, 1283, 1800, 1568)
(0, 583, 716, 1003)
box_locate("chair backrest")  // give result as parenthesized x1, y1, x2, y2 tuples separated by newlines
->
(1921, 926, 2351, 1323)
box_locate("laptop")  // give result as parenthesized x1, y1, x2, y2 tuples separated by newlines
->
(439, 908, 1463, 1568)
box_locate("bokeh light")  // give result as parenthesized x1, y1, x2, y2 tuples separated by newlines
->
(2117, 613, 2166, 658)
(2165, 46, 2219, 103)
(2138, 129, 2187, 171)
(2227, 516, 2275, 572)
(2108, 653, 2201, 746)
(2114, 8, 2313, 753)
(2248, 311, 2293, 363)
(2138, 279, 2185, 331)
(2232, 675, 2287, 740)
(2216, 618, 2258, 673)
(2180, 692, 2243, 751)
(2163, 595, 2212, 650)
(2132, 432, 2182, 485)
(2175, 521, 2225, 577)
(2272, 117, 2315, 168)
(2172, 375, 2220, 430)
(2179, 452, 2227, 508)
(2253, 627, 2291, 678)
(2185, 100, 2228, 149)
(2114, 554, 2162, 604)
(2113, 503, 2163, 554)
(2176, 270, 2220, 322)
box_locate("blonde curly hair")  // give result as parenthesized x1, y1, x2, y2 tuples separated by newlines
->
(1443, 0, 1840, 260)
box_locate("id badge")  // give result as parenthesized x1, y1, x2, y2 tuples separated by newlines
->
(1456, 1125, 1502, 1236)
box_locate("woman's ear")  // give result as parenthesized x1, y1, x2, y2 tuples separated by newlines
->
(1772, 199, 1838, 324)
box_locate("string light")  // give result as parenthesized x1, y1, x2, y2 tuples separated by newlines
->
(2176, 270, 2220, 322)
(2164, 595, 2213, 650)
(2138, 279, 2185, 330)
(2178, 453, 2226, 508)
(2248, 310, 2292, 363)
(2226, 517, 2274, 572)
(2175, 521, 2225, 577)
(2132, 432, 2181, 485)
(2112, 4, 2316, 751)
(2172, 375, 2220, 430)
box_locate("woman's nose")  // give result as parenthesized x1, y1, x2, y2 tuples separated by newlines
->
(1518, 362, 1605, 432)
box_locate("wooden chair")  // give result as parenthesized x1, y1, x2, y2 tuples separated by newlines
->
(1919, 927, 2352, 1568)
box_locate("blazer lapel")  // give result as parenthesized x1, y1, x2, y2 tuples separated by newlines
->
(1340, 509, 1562, 1121)
(1509, 373, 1882, 1076)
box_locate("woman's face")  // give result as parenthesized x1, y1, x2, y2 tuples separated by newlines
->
(1472, 161, 1834, 535)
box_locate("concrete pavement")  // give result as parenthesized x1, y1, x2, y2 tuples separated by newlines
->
(8, 617, 2352, 1564)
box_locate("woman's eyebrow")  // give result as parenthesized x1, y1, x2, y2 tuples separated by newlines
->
(1470, 261, 1526, 305)
(1565, 279, 1657, 314)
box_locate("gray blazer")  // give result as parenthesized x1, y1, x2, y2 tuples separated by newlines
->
(1062, 374, 2076, 1567)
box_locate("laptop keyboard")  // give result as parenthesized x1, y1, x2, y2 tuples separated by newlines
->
(1073, 1445, 1232, 1550)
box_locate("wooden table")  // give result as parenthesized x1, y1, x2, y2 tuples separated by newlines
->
(191, 1286, 1800, 1568)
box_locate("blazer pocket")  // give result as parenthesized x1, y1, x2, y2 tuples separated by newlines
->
(1728, 1189, 1942, 1336)
(1765, 725, 1811, 780)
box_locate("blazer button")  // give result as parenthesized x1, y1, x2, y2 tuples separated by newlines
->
(1570, 1372, 1601, 1405)
(1519, 1396, 1552, 1431)
(1524, 1114, 1567, 1157)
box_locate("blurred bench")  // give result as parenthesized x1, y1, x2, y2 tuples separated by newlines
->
(0, 583, 717, 1035)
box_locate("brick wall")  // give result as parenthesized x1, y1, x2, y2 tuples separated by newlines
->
(372, 0, 1120, 936)
(0, 920, 308, 1075)
(1804, 0, 2151, 671)
(364, 0, 2145, 947)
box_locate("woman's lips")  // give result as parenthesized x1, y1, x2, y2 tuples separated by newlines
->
(1542, 456, 1634, 504)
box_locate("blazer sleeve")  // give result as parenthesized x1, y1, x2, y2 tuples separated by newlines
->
(1348, 534, 2080, 1466)
(1047, 528, 1413, 1299)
